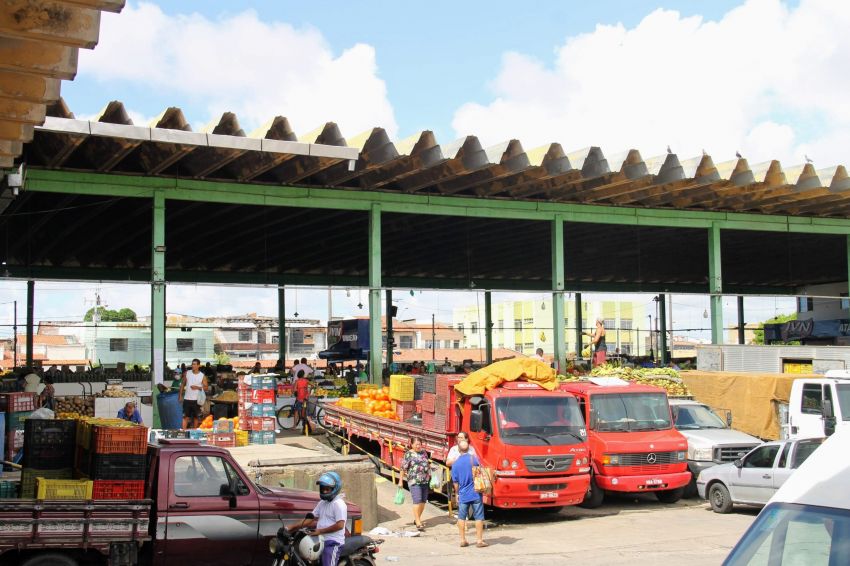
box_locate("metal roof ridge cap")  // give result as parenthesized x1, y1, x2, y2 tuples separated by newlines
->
(150, 127, 207, 146)
(38, 116, 91, 135)
(261, 138, 310, 156)
(308, 143, 359, 160)
(89, 121, 151, 142)
(205, 132, 261, 151)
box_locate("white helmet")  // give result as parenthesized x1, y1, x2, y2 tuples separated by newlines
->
(297, 534, 324, 561)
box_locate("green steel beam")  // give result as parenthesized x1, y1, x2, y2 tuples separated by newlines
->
(658, 294, 668, 364)
(22, 169, 850, 235)
(151, 189, 165, 427)
(708, 223, 723, 345)
(574, 292, 583, 360)
(484, 292, 493, 365)
(26, 280, 34, 368)
(368, 204, 382, 384)
(386, 289, 393, 368)
(552, 214, 566, 373)
(278, 286, 286, 366)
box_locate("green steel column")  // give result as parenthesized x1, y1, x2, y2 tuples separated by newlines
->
(26, 280, 34, 368)
(659, 294, 668, 364)
(737, 296, 745, 345)
(575, 292, 583, 360)
(386, 289, 393, 369)
(708, 223, 723, 345)
(552, 215, 566, 373)
(278, 286, 286, 365)
(151, 190, 166, 428)
(368, 204, 382, 384)
(484, 291, 493, 365)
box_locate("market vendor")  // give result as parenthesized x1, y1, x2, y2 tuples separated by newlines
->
(117, 401, 143, 424)
(583, 318, 607, 367)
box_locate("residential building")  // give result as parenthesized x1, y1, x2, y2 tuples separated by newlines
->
(207, 314, 325, 365)
(453, 298, 648, 356)
(724, 323, 760, 345)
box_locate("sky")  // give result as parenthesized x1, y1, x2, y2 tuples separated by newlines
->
(10, 0, 850, 339)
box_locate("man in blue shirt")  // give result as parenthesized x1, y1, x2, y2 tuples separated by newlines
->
(117, 401, 143, 424)
(450, 439, 488, 548)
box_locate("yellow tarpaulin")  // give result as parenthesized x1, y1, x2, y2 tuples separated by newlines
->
(454, 358, 558, 396)
(681, 371, 812, 440)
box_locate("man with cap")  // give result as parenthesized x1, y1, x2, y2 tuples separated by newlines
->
(117, 401, 143, 424)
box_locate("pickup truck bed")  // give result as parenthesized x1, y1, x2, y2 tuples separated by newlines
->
(0, 499, 151, 557)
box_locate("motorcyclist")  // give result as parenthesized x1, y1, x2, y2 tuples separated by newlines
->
(287, 471, 347, 566)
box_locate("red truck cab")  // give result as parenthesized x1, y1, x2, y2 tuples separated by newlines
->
(559, 379, 690, 508)
(0, 440, 362, 566)
(466, 381, 591, 509)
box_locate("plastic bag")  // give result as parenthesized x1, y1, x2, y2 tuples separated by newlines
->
(472, 466, 492, 494)
(196, 388, 206, 406)
(30, 407, 55, 420)
(394, 487, 405, 505)
(429, 466, 442, 490)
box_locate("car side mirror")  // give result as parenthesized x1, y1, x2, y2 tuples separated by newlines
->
(220, 478, 238, 508)
(469, 410, 483, 433)
(823, 400, 836, 437)
(733, 459, 743, 469)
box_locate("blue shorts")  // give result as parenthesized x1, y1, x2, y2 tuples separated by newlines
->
(410, 483, 429, 504)
(457, 499, 484, 521)
(322, 541, 341, 566)
(292, 400, 304, 413)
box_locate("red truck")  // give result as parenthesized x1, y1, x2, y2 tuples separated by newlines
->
(324, 379, 592, 511)
(559, 379, 691, 508)
(0, 439, 364, 566)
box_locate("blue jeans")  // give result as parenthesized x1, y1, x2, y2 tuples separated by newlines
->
(457, 499, 485, 521)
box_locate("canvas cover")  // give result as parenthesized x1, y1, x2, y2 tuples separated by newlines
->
(454, 358, 557, 396)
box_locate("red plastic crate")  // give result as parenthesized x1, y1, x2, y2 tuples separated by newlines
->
(249, 417, 276, 432)
(0, 392, 37, 413)
(209, 433, 236, 447)
(92, 480, 146, 500)
(90, 425, 148, 455)
(421, 393, 436, 413)
(251, 389, 275, 404)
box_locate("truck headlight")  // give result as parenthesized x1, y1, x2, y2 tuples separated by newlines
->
(688, 447, 712, 461)
(601, 454, 619, 465)
(677, 450, 689, 461)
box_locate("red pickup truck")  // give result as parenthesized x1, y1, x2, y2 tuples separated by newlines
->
(324, 379, 591, 511)
(0, 439, 363, 566)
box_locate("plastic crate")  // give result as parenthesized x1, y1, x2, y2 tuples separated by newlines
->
(249, 416, 276, 432)
(76, 418, 127, 449)
(21, 468, 73, 498)
(91, 424, 148, 455)
(209, 433, 235, 448)
(6, 429, 24, 450)
(0, 480, 19, 499)
(36, 478, 93, 500)
(213, 419, 234, 433)
(250, 404, 275, 417)
(389, 375, 415, 401)
(251, 389, 275, 404)
(88, 453, 146, 480)
(235, 430, 249, 447)
(249, 431, 275, 445)
(421, 393, 436, 413)
(0, 393, 37, 414)
(392, 400, 417, 421)
(188, 429, 209, 444)
(23, 419, 77, 469)
(251, 375, 275, 390)
(92, 480, 146, 500)
(419, 374, 437, 394)
(7, 411, 32, 431)
(75, 446, 90, 475)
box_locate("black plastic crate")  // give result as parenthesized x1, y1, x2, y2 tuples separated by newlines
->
(22, 420, 77, 469)
(88, 453, 146, 480)
(420, 374, 437, 394)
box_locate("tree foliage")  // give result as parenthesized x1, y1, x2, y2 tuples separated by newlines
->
(84, 306, 137, 322)
(752, 312, 797, 345)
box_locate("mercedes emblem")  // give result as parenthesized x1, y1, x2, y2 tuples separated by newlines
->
(646, 453, 657, 464)
(544, 458, 556, 470)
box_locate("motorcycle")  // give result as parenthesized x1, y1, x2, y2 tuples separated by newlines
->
(269, 527, 382, 566)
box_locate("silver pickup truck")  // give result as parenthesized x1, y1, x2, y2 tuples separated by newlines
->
(669, 399, 761, 497)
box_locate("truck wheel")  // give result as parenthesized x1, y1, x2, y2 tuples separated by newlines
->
(578, 475, 605, 509)
(21, 554, 78, 566)
(708, 483, 734, 514)
(655, 487, 684, 504)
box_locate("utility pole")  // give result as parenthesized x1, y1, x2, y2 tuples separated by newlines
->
(431, 313, 436, 362)
(12, 300, 17, 368)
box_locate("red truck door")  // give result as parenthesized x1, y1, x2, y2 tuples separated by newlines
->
(164, 452, 261, 566)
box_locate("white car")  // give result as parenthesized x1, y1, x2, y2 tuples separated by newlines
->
(696, 437, 824, 513)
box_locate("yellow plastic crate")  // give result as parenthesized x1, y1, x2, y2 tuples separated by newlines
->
(36, 478, 93, 500)
(235, 430, 249, 447)
(338, 398, 366, 412)
(389, 375, 415, 401)
(358, 383, 379, 391)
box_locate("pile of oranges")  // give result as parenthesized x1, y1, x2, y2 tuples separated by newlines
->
(357, 386, 400, 420)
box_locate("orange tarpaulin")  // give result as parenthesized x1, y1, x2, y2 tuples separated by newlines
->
(454, 358, 557, 396)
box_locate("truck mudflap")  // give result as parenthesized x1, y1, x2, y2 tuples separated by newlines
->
(487, 473, 591, 508)
(595, 471, 691, 493)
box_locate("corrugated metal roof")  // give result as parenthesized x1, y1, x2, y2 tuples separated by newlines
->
(18, 98, 850, 218)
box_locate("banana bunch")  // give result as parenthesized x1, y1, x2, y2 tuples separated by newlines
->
(590, 364, 691, 397)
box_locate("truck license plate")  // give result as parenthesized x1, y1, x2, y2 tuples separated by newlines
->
(539, 491, 558, 499)
(646, 479, 663, 485)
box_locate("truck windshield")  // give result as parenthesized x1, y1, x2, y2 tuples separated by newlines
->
(673, 404, 727, 430)
(723, 502, 850, 566)
(591, 393, 672, 432)
(496, 396, 586, 446)
(836, 384, 850, 420)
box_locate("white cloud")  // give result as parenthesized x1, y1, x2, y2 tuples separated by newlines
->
(79, 2, 397, 138)
(452, 0, 850, 167)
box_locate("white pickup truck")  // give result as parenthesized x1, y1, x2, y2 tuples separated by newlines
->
(696, 436, 824, 513)
(785, 370, 849, 439)
(669, 399, 761, 497)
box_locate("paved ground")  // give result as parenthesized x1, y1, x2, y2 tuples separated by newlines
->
(372, 477, 758, 565)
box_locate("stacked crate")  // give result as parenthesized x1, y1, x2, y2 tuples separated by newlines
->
(239, 374, 276, 444)
(79, 422, 148, 500)
(392, 400, 417, 421)
(389, 375, 415, 402)
(1, 393, 36, 466)
(20, 419, 76, 498)
(209, 418, 235, 447)
(420, 374, 438, 430)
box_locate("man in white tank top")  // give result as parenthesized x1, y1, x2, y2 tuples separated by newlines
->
(179, 358, 208, 429)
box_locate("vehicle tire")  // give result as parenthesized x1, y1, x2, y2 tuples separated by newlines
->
(21, 553, 78, 566)
(655, 487, 684, 504)
(540, 506, 564, 514)
(277, 404, 297, 430)
(708, 482, 734, 514)
(683, 476, 698, 498)
(578, 475, 605, 509)
(350, 559, 376, 566)
(315, 406, 328, 428)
